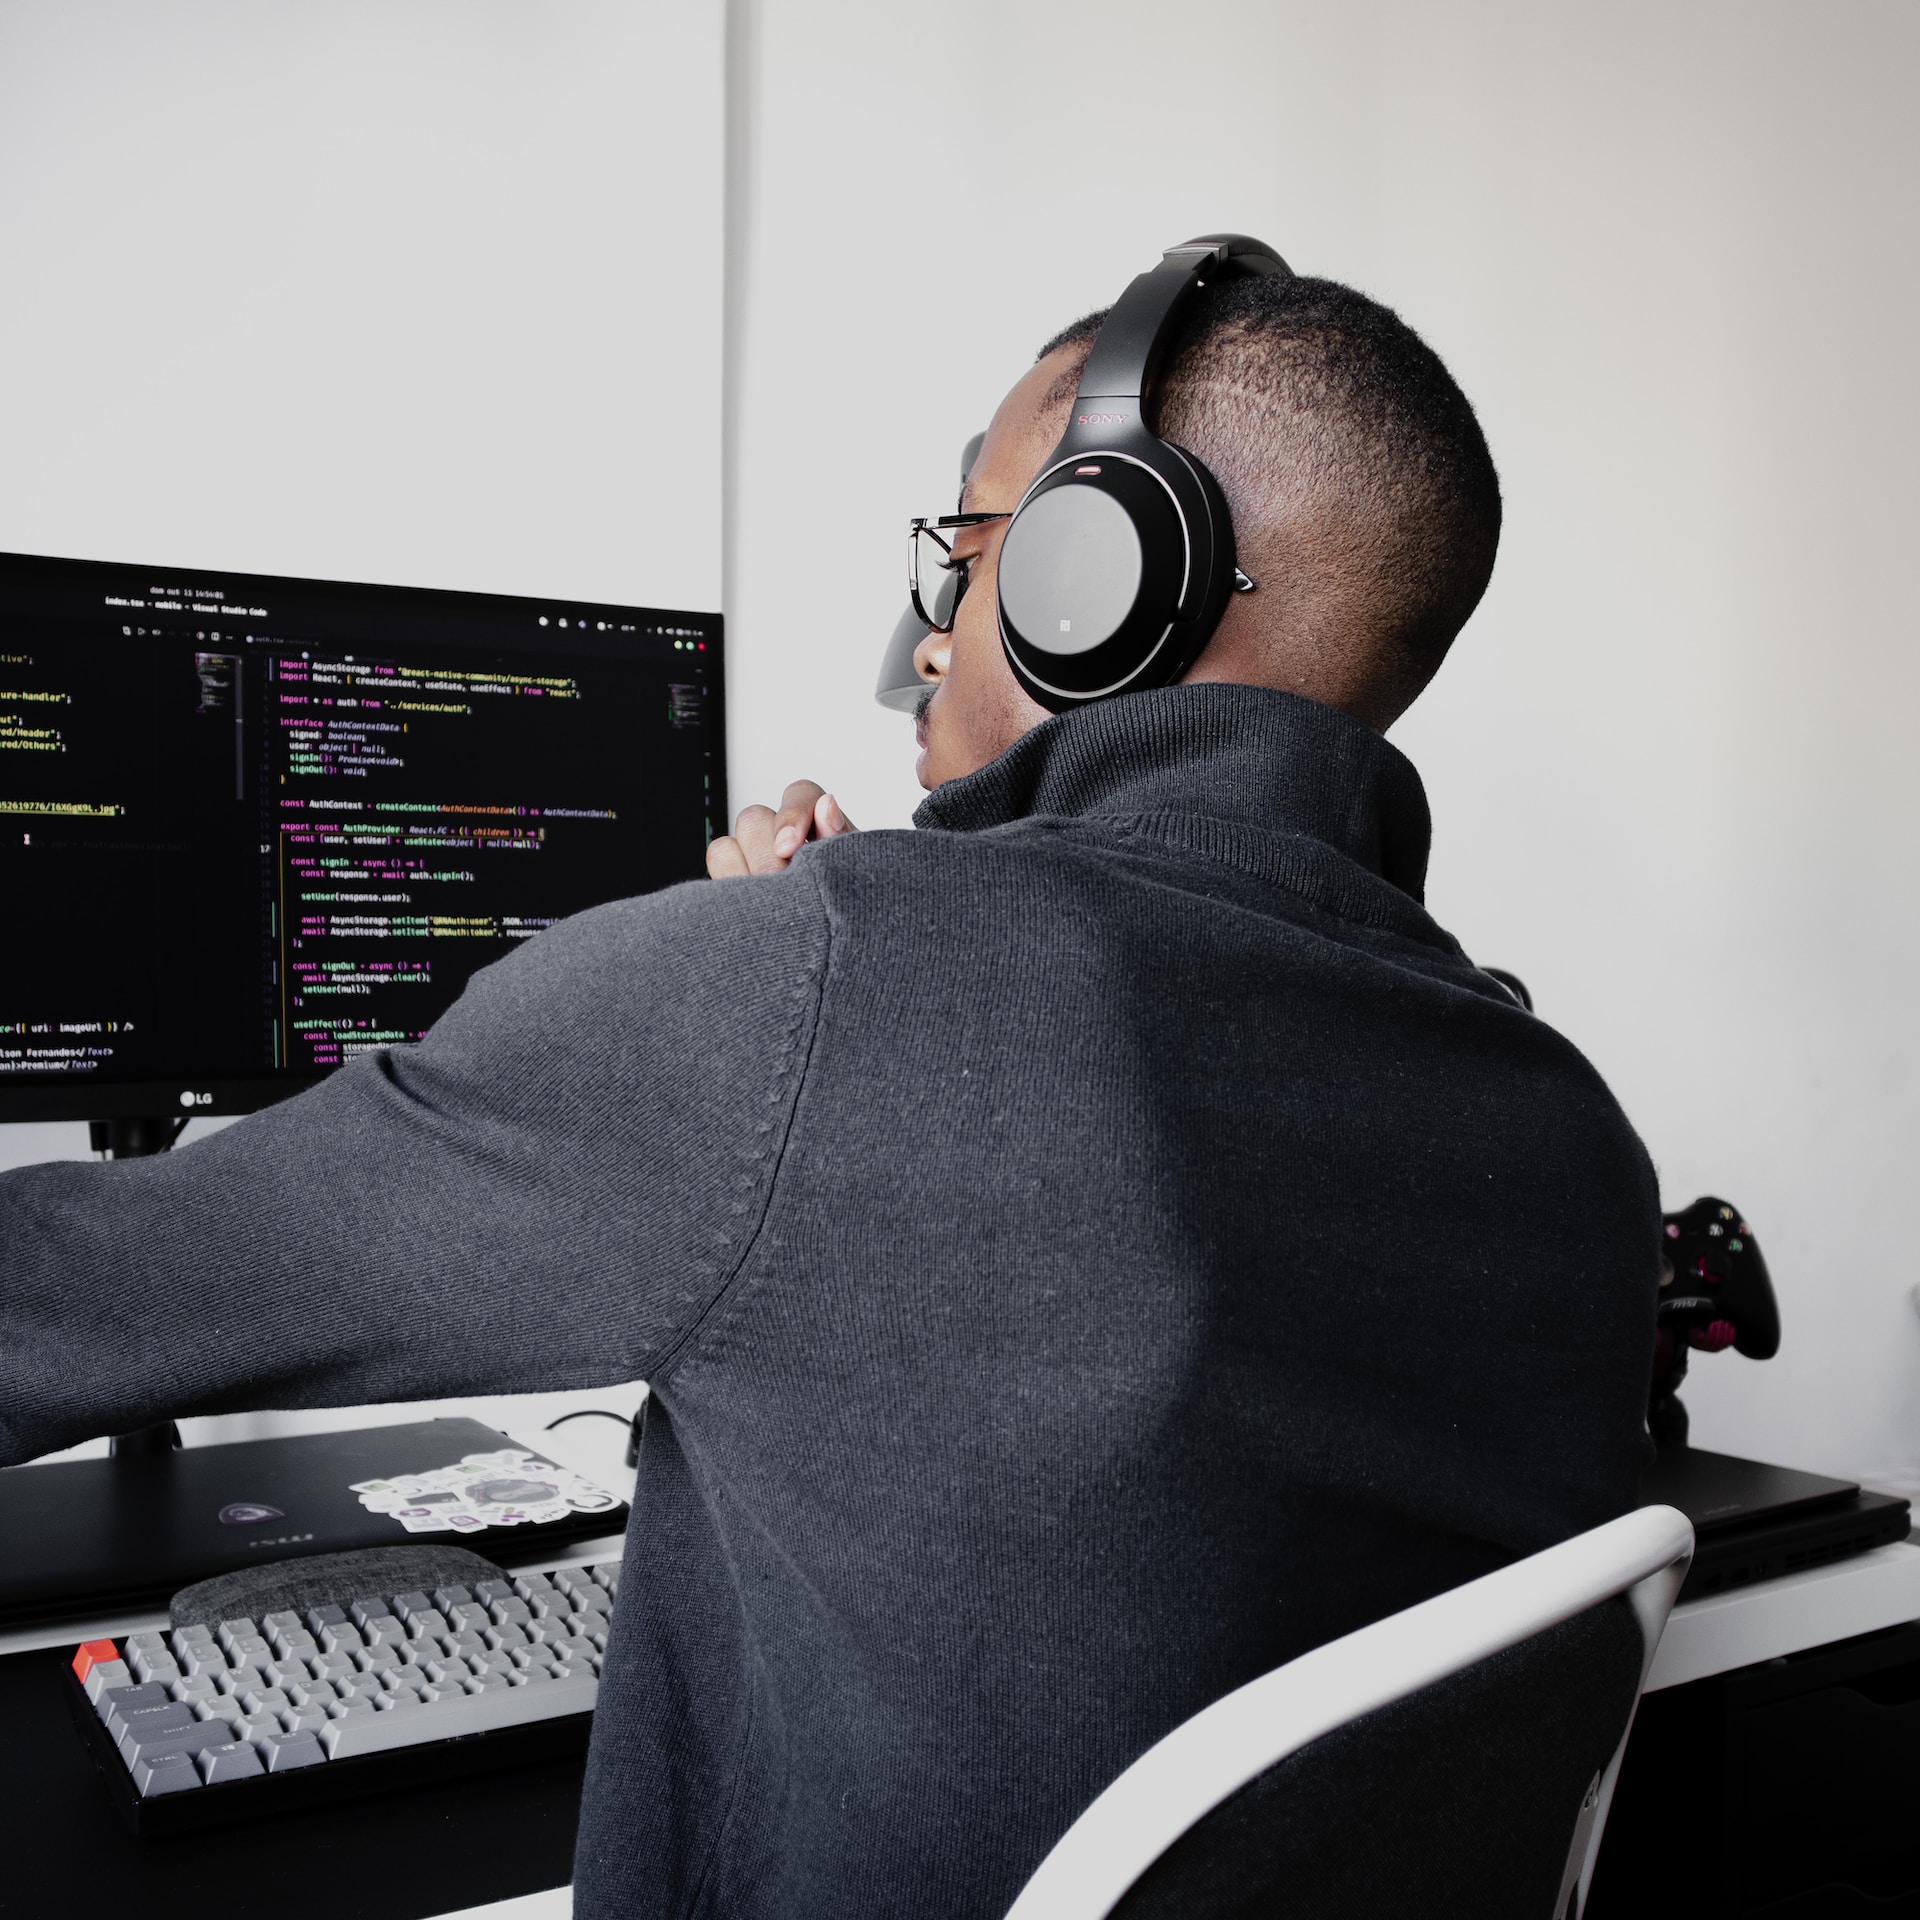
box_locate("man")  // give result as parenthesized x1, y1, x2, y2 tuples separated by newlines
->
(0, 269, 1657, 1918)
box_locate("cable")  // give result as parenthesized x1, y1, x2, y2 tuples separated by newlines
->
(543, 1409, 634, 1431)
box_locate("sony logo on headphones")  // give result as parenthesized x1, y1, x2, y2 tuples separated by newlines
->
(1076, 411, 1130, 426)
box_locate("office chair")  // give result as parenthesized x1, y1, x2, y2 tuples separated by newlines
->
(1003, 1503, 1694, 1920)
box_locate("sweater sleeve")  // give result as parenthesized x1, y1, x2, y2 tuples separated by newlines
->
(0, 868, 829, 1465)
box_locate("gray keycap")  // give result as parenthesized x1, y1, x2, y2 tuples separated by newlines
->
(85, 1659, 134, 1704)
(551, 1568, 595, 1598)
(469, 1652, 515, 1681)
(133, 1751, 203, 1797)
(390, 1590, 435, 1621)
(258, 1728, 327, 1771)
(125, 1631, 169, 1658)
(333, 1674, 383, 1702)
(310, 1651, 355, 1681)
(279, 1706, 329, 1734)
(358, 1645, 402, 1676)
(445, 1630, 488, 1661)
(432, 1584, 474, 1612)
(102, 1684, 175, 1732)
(349, 1596, 393, 1628)
(263, 1610, 303, 1637)
(319, 1622, 365, 1655)
(473, 1579, 516, 1606)
(404, 1609, 450, 1642)
(290, 1678, 339, 1709)
(376, 1685, 423, 1709)
(464, 1671, 513, 1694)
(387, 1662, 429, 1691)
(227, 1637, 273, 1671)
(305, 1603, 349, 1633)
(447, 1601, 489, 1633)
(523, 1619, 572, 1647)
(172, 1625, 216, 1657)
(512, 1572, 553, 1600)
(423, 1656, 472, 1685)
(590, 1562, 620, 1587)
(360, 1617, 406, 1650)
(320, 1665, 597, 1760)
(130, 1651, 182, 1686)
(510, 1642, 558, 1671)
(514, 1662, 553, 1684)
(122, 1717, 216, 1768)
(487, 1597, 532, 1628)
(196, 1739, 265, 1784)
(326, 1693, 377, 1718)
(487, 1622, 531, 1652)
(270, 1625, 318, 1660)
(171, 1675, 222, 1707)
(216, 1619, 258, 1652)
(176, 1643, 228, 1678)
(238, 1684, 292, 1716)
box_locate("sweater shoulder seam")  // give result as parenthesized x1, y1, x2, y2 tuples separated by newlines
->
(645, 867, 832, 1386)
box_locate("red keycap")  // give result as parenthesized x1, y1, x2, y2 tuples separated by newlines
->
(71, 1638, 119, 1682)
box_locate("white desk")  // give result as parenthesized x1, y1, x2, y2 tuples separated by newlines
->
(1645, 1537, 1920, 1690)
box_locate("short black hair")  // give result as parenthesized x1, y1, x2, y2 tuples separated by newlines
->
(1036, 275, 1501, 713)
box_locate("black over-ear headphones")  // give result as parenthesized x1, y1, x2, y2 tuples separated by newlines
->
(997, 234, 1291, 712)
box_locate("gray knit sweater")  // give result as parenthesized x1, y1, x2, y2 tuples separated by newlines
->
(0, 685, 1659, 1918)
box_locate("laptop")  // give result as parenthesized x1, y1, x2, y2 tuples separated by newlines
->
(1640, 1446, 1911, 1602)
(0, 1418, 629, 1628)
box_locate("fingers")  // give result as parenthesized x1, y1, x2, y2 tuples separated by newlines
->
(706, 834, 751, 880)
(770, 781, 828, 862)
(813, 792, 856, 839)
(708, 783, 857, 880)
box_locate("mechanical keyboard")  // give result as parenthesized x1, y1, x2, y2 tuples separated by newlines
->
(66, 1558, 617, 1834)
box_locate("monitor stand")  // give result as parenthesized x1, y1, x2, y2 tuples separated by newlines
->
(88, 1115, 191, 1457)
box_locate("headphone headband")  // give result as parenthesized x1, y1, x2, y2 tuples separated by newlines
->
(1070, 235, 1293, 416)
(996, 233, 1293, 712)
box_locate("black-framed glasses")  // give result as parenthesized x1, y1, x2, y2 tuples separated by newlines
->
(908, 512, 1010, 633)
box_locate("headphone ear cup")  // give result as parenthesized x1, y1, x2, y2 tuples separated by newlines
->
(997, 451, 1228, 711)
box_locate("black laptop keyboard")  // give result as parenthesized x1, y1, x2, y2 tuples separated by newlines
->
(69, 1560, 615, 1831)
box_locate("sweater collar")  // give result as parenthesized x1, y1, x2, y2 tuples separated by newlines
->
(912, 684, 1433, 902)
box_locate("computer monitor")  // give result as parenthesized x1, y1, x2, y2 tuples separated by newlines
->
(0, 549, 725, 1124)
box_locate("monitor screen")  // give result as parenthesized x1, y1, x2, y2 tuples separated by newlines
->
(0, 550, 724, 1121)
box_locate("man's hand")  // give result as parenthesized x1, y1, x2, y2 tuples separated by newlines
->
(707, 781, 857, 879)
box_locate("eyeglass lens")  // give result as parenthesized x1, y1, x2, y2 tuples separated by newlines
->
(912, 526, 966, 633)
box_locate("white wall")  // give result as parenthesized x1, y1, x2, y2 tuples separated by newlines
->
(0, 0, 722, 608)
(722, 1, 1920, 1483)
